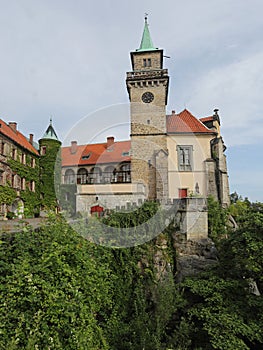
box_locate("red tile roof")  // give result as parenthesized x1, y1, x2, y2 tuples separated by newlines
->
(0, 119, 38, 155)
(166, 109, 215, 134)
(62, 109, 216, 167)
(62, 140, 131, 167)
(199, 116, 214, 123)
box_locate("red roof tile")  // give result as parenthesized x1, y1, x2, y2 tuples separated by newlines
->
(0, 119, 38, 155)
(166, 109, 215, 134)
(62, 140, 131, 167)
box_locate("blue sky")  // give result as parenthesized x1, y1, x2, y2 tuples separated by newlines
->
(0, 0, 262, 201)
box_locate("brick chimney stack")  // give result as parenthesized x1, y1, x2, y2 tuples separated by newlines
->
(29, 134, 34, 144)
(70, 141, 78, 154)
(107, 136, 115, 148)
(9, 122, 17, 132)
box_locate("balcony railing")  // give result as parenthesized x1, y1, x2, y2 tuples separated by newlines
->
(126, 69, 168, 80)
(63, 171, 131, 185)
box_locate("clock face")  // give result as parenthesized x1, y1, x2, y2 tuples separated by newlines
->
(141, 91, 154, 103)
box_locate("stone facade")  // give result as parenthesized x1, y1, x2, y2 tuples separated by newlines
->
(127, 47, 169, 203)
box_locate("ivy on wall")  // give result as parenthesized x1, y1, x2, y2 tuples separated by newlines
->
(3, 150, 40, 216)
(0, 185, 16, 206)
(39, 139, 61, 210)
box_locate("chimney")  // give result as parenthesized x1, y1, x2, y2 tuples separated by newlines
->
(29, 134, 34, 144)
(70, 141, 78, 154)
(9, 122, 17, 132)
(171, 110, 176, 115)
(107, 136, 115, 148)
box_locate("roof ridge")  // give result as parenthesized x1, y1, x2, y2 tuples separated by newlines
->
(0, 118, 38, 155)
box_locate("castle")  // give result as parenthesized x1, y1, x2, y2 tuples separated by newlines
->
(61, 17, 230, 215)
(0, 18, 230, 237)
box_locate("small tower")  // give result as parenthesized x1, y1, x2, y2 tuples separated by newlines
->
(39, 119, 61, 211)
(126, 17, 169, 202)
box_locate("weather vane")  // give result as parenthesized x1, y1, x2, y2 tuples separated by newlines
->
(144, 12, 149, 22)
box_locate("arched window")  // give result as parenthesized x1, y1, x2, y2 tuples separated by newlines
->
(103, 166, 116, 183)
(90, 167, 102, 184)
(64, 169, 75, 184)
(77, 168, 88, 184)
(119, 163, 131, 182)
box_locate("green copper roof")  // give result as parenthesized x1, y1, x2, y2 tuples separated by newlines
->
(136, 16, 158, 52)
(41, 118, 59, 141)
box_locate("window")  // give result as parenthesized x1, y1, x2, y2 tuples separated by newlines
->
(21, 178, 26, 190)
(81, 153, 91, 160)
(21, 153, 26, 164)
(30, 180, 35, 192)
(0, 170, 4, 185)
(12, 148, 17, 160)
(41, 146, 46, 155)
(122, 151, 130, 156)
(64, 169, 75, 184)
(11, 174, 15, 188)
(77, 168, 88, 184)
(31, 157, 35, 168)
(143, 58, 152, 68)
(1, 142, 5, 155)
(177, 146, 193, 171)
(90, 167, 102, 183)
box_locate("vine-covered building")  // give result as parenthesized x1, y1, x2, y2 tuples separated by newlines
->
(0, 119, 60, 218)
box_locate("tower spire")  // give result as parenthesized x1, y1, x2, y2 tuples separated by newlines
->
(41, 118, 59, 141)
(137, 15, 157, 52)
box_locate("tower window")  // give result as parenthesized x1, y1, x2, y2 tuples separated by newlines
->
(41, 146, 46, 155)
(143, 58, 152, 67)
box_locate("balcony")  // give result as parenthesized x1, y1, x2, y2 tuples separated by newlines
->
(63, 171, 131, 185)
(126, 69, 168, 80)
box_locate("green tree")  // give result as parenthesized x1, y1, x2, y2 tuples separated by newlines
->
(0, 215, 111, 349)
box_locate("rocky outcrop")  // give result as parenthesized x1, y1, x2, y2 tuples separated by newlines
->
(173, 233, 218, 282)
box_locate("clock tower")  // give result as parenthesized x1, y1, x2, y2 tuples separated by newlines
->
(126, 17, 169, 202)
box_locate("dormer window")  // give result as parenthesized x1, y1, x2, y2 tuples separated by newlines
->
(122, 151, 130, 157)
(81, 153, 91, 160)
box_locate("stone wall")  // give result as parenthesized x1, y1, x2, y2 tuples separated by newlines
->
(175, 198, 208, 241)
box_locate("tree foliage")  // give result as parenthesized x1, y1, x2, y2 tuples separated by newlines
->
(1, 197, 263, 349)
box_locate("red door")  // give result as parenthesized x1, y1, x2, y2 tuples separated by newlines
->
(179, 188, 188, 198)
(90, 205, 104, 216)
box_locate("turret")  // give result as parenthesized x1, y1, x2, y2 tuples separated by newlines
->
(39, 119, 61, 211)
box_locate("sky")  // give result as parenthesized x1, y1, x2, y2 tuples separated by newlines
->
(0, 0, 262, 201)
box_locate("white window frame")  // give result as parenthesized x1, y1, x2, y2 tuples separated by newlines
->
(177, 145, 193, 172)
